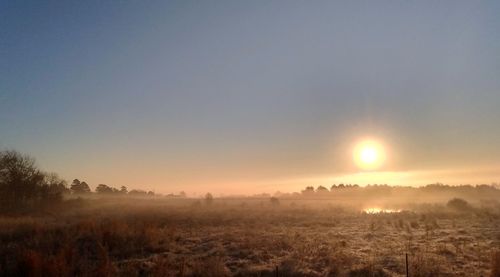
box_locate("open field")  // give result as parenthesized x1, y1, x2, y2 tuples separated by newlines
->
(1, 197, 499, 277)
(4, 1, 500, 276)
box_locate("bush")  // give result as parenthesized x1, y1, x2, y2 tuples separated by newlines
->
(446, 198, 470, 211)
(205, 193, 214, 205)
(270, 197, 280, 206)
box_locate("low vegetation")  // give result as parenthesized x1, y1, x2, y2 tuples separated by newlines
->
(1, 150, 500, 276)
(0, 198, 499, 276)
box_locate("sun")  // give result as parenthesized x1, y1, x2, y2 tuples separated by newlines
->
(353, 139, 386, 170)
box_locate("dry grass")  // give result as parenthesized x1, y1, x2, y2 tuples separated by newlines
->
(492, 251, 500, 277)
(0, 198, 499, 276)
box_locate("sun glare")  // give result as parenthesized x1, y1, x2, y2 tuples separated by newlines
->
(354, 139, 386, 170)
(363, 207, 401, 214)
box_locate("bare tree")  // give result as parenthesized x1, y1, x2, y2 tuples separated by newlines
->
(0, 150, 66, 211)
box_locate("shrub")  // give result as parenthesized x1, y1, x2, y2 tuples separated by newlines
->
(446, 198, 470, 211)
(270, 197, 280, 206)
(205, 193, 214, 205)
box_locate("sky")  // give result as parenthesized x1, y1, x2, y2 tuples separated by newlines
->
(1, 1, 500, 195)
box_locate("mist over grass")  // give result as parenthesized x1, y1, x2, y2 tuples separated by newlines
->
(1, 196, 500, 276)
(1, 150, 500, 276)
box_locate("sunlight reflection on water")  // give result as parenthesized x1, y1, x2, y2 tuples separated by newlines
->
(363, 207, 401, 214)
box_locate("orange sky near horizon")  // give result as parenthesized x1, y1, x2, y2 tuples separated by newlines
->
(2, 1, 500, 195)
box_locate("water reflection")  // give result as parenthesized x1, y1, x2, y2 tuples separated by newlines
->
(363, 207, 401, 214)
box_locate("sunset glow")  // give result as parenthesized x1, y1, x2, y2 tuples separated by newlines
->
(353, 140, 386, 171)
(2, 2, 500, 275)
(1, 1, 500, 195)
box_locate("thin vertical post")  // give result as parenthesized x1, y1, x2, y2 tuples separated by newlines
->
(275, 265, 279, 277)
(406, 253, 409, 277)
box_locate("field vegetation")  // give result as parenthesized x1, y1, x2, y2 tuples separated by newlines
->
(1, 150, 500, 276)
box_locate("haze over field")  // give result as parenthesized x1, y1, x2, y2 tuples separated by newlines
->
(2, 1, 500, 194)
(3, 2, 500, 276)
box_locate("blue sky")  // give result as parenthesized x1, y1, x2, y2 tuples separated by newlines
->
(1, 1, 500, 194)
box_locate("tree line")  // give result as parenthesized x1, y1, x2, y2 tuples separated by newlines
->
(69, 178, 155, 196)
(0, 150, 158, 213)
